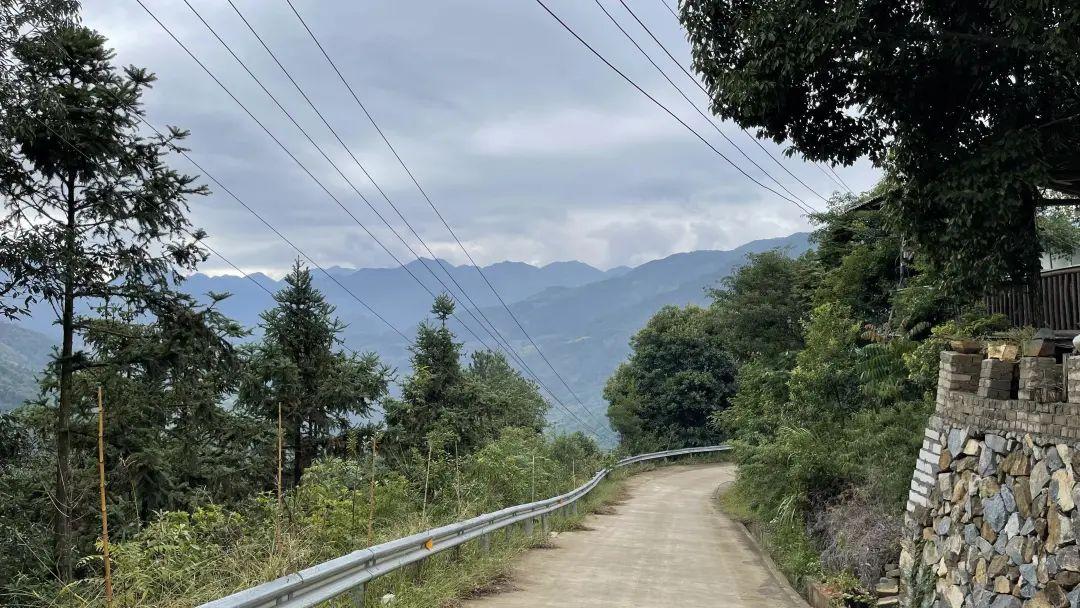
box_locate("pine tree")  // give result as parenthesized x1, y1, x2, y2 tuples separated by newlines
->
(0, 21, 207, 579)
(239, 261, 390, 486)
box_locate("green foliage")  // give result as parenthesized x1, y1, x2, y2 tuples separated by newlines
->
(386, 299, 548, 457)
(240, 261, 390, 485)
(710, 249, 813, 363)
(1037, 206, 1080, 266)
(682, 0, 1080, 294)
(0, 16, 210, 579)
(604, 304, 735, 450)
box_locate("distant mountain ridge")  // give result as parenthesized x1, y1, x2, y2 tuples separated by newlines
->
(0, 233, 812, 429)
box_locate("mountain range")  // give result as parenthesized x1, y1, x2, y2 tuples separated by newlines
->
(0, 232, 812, 434)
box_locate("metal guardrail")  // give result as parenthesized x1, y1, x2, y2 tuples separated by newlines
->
(199, 445, 729, 608)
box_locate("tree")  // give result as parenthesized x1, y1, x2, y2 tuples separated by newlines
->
(710, 249, 813, 363)
(682, 0, 1080, 295)
(239, 261, 390, 486)
(0, 22, 207, 579)
(604, 305, 735, 449)
(467, 350, 548, 442)
(384, 296, 473, 454)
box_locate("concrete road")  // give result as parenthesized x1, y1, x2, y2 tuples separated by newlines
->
(461, 464, 808, 608)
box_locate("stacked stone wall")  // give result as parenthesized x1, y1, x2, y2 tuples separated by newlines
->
(901, 352, 1080, 608)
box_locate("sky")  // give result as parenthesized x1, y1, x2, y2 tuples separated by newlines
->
(82, 0, 880, 277)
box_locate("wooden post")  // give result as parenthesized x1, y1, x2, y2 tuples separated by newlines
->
(96, 387, 113, 606)
(275, 402, 283, 552)
(368, 435, 378, 544)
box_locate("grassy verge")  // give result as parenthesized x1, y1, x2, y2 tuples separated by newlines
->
(716, 472, 821, 591)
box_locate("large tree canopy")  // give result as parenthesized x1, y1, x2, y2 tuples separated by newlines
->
(682, 0, 1080, 293)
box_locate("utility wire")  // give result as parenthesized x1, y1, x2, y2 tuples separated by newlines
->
(283, 0, 616, 437)
(593, 0, 815, 213)
(162, 0, 509, 359)
(533, 0, 810, 213)
(4, 71, 409, 345)
(218, 0, 565, 415)
(137, 1, 612, 441)
(645, 0, 850, 198)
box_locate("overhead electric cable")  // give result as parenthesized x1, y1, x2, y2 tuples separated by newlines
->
(592, 0, 815, 213)
(283, 0, 617, 437)
(644, 0, 850, 198)
(532, 0, 811, 213)
(217, 0, 559, 399)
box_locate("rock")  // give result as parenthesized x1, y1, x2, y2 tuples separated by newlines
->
(1003, 485, 1017, 513)
(1050, 448, 1067, 472)
(950, 428, 970, 457)
(984, 519, 1000, 544)
(1049, 509, 1075, 552)
(979, 537, 996, 558)
(940, 473, 955, 495)
(1058, 545, 1080, 571)
(985, 493, 1009, 531)
(945, 585, 966, 608)
(937, 517, 953, 535)
(965, 438, 982, 455)
(1015, 481, 1034, 518)
(1020, 563, 1038, 585)
(985, 434, 1009, 453)
(976, 558, 989, 584)
(941, 449, 954, 471)
(1005, 451, 1032, 476)
(995, 575, 1013, 593)
(380, 593, 396, 606)
(1034, 462, 1052, 496)
(989, 594, 1021, 608)
(954, 477, 971, 504)
(989, 554, 1010, 578)
(1025, 594, 1055, 608)
(1007, 536, 1027, 564)
(1054, 570, 1080, 586)
(924, 541, 941, 566)
(1006, 513, 1021, 538)
(1059, 445, 1074, 474)
(1053, 469, 1077, 512)
(1046, 582, 1070, 608)
(1021, 517, 1036, 536)
(876, 578, 899, 595)
(1068, 586, 1080, 608)
(983, 448, 1000, 476)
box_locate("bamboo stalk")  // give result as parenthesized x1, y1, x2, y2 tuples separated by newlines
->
(96, 387, 113, 606)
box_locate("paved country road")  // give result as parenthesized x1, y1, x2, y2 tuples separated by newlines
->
(461, 463, 809, 608)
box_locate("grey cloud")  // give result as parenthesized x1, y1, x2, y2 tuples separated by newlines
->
(82, 0, 879, 277)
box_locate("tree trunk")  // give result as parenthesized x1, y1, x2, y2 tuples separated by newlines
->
(1023, 183, 1046, 328)
(293, 412, 303, 487)
(55, 174, 77, 581)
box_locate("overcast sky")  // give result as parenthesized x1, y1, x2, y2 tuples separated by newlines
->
(83, 0, 879, 277)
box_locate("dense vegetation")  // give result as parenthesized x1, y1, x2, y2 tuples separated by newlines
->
(0, 4, 607, 606)
(682, 0, 1080, 296)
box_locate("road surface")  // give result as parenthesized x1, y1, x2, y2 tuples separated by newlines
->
(462, 463, 808, 607)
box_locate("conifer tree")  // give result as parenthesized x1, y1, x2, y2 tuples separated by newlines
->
(239, 261, 390, 486)
(0, 20, 207, 579)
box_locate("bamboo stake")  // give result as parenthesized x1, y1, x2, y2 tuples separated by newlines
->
(275, 402, 283, 553)
(531, 453, 536, 501)
(96, 387, 113, 606)
(367, 435, 378, 544)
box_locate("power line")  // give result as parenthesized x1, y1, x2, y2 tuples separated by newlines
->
(282, 0, 617, 438)
(532, 0, 811, 213)
(135, 1, 613, 441)
(643, 0, 849, 199)
(217, 0, 571, 420)
(592, 0, 816, 213)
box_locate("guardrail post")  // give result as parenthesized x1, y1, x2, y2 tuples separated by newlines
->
(413, 557, 425, 584)
(541, 514, 549, 535)
(350, 583, 365, 607)
(481, 532, 491, 552)
(572, 501, 579, 516)
(524, 517, 534, 536)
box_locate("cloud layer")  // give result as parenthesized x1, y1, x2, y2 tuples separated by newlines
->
(82, 0, 879, 276)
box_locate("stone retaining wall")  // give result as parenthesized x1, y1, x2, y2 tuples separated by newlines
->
(900, 351, 1080, 608)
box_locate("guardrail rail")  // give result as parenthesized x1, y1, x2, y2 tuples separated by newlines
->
(199, 445, 729, 608)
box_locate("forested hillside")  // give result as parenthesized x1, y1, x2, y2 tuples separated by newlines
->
(2, 234, 810, 431)
(0, 323, 54, 411)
